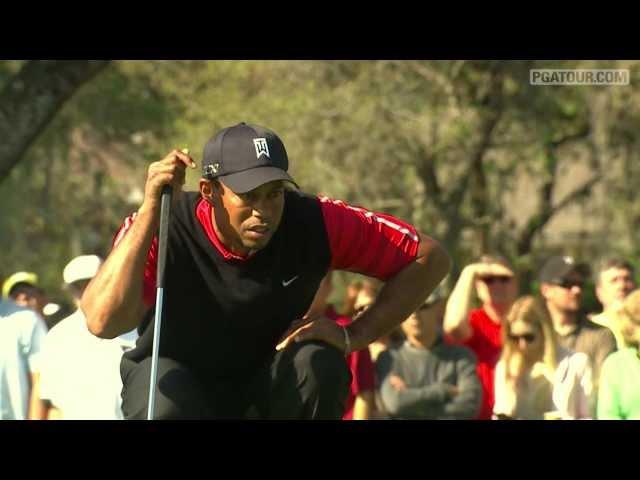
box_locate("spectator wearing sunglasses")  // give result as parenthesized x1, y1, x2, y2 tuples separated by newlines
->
(493, 296, 592, 420)
(443, 254, 518, 419)
(539, 255, 617, 416)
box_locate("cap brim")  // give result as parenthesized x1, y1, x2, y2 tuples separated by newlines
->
(2, 272, 39, 299)
(218, 166, 298, 194)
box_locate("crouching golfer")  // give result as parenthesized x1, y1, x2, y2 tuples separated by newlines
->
(81, 122, 450, 419)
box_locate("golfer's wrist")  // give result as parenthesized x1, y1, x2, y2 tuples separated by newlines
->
(137, 202, 161, 229)
(343, 322, 370, 354)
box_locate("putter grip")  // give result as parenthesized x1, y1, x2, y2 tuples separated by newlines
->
(157, 185, 173, 289)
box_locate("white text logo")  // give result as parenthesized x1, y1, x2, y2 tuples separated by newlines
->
(253, 138, 270, 159)
(530, 69, 629, 86)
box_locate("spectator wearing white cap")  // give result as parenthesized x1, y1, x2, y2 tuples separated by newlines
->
(39, 255, 138, 419)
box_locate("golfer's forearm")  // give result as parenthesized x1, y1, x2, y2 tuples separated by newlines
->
(82, 206, 156, 339)
(443, 266, 475, 340)
(348, 235, 450, 351)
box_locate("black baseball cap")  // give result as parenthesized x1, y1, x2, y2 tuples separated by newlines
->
(202, 122, 298, 194)
(538, 255, 591, 284)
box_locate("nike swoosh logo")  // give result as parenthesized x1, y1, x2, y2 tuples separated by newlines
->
(282, 275, 299, 287)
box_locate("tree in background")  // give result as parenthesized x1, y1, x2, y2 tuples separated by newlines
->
(1, 60, 638, 310)
(0, 61, 109, 182)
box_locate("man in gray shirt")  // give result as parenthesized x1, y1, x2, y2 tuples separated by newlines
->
(376, 289, 482, 420)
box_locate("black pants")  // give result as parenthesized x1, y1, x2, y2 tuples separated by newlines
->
(120, 341, 351, 420)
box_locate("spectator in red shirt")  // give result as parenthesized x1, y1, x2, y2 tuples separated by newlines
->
(443, 254, 518, 419)
(306, 272, 376, 420)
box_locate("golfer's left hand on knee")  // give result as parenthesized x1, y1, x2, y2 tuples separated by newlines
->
(276, 314, 346, 353)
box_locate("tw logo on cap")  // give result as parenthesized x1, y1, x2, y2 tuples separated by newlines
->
(253, 138, 270, 159)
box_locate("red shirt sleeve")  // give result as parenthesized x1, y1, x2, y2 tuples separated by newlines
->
(319, 196, 420, 280)
(112, 213, 157, 307)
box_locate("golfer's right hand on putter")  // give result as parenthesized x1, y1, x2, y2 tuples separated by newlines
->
(142, 148, 196, 213)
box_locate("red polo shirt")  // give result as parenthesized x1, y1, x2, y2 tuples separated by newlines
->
(456, 308, 502, 420)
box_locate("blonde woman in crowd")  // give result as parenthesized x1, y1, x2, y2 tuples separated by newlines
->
(493, 296, 593, 420)
(597, 289, 640, 419)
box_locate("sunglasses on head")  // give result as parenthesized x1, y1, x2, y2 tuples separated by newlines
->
(508, 333, 536, 344)
(479, 275, 512, 285)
